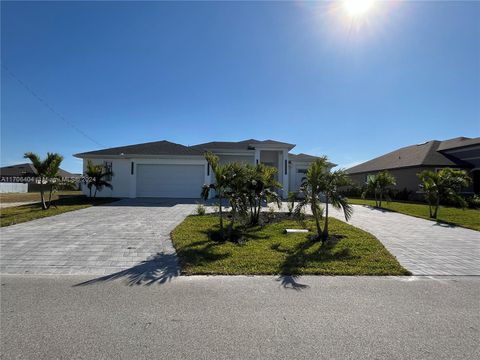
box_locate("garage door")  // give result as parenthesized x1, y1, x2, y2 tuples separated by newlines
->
(136, 164, 204, 198)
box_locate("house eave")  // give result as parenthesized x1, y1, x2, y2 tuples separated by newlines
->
(74, 153, 205, 160)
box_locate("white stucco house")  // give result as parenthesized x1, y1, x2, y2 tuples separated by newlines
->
(74, 139, 328, 199)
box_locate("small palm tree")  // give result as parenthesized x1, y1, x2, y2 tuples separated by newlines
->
(84, 160, 113, 198)
(24, 152, 63, 210)
(362, 171, 396, 207)
(321, 169, 353, 240)
(245, 163, 282, 225)
(295, 157, 353, 242)
(418, 168, 470, 219)
(295, 157, 328, 238)
(201, 152, 229, 235)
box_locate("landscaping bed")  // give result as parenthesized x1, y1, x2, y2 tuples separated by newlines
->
(171, 213, 410, 275)
(348, 198, 480, 231)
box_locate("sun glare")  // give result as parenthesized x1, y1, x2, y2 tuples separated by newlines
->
(343, 0, 375, 18)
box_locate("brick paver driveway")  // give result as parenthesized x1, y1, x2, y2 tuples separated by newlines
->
(328, 205, 480, 275)
(0, 199, 196, 276)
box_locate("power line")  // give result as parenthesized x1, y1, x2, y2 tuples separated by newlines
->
(1, 64, 105, 147)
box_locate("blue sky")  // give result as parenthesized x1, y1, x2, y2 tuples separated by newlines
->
(1, 1, 479, 173)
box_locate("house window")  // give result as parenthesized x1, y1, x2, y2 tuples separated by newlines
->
(207, 163, 210, 176)
(131, 162, 134, 175)
(104, 161, 112, 181)
(297, 169, 307, 174)
(285, 160, 287, 175)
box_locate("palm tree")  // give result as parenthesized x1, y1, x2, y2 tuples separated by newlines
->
(321, 169, 353, 240)
(418, 168, 470, 219)
(201, 152, 230, 235)
(84, 160, 113, 198)
(245, 163, 282, 225)
(362, 171, 396, 207)
(24, 152, 63, 210)
(294, 157, 328, 238)
(363, 175, 379, 206)
(295, 157, 353, 242)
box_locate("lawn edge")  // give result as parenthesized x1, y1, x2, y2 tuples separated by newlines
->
(0, 198, 120, 228)
(350, 202, 479, 232)
(171, 214, 412, 277)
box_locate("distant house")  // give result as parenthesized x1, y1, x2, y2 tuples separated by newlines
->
(346, 137, 480, 197)
(0, 163, 80, 192)
(74, 139, 330, 199)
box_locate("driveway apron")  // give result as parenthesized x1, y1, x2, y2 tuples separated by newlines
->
(0, 199, 196, 275)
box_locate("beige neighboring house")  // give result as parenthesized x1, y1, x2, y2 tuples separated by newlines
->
(346, 137, 480, 198)
(74, 139, 329, 199)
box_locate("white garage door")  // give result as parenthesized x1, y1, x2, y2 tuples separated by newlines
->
(136, 164, 204, 198)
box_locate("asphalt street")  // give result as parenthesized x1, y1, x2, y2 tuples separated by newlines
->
(1, 275, 479, 360)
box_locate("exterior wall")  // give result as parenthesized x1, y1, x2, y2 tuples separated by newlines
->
(288, 161, 311, 193)
(80, 149, 292, 198)
(260, 151, 278, 164)
(82, 157, 208, 198)
(349, 167, 430, 194)
(349, 166, 475, 197)
(0, 182, 28, 193)
(82, 158, 131, 197)
(217, 154, 254, 165)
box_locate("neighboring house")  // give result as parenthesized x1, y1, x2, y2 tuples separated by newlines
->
(346, 137, 480, 197)
(0, 163, 80, 192)
(74, 139, 329, 198)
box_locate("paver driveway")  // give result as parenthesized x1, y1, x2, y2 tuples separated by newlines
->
(328, 205, 480, 275)
(0, 199, 196, 275)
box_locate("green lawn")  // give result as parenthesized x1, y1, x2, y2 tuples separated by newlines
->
(171, 214, 410, 275)
(0, 195, 117, 227)
(0, 190, 82, 203)
(348, 198, 480, 231)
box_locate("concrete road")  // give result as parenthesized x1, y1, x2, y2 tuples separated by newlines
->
(1, 275, 478, 360)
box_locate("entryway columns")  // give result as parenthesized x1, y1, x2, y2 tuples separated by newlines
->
(254, 149, 261, 165)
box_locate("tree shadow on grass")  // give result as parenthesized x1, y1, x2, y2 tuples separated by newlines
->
(198, 225, 269, 244)
(74, 252, 181, 287)
(272, 234, 357, 290)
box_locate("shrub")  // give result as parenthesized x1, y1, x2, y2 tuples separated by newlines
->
(466, 195, 480, 209)
(389, 187, 412, 201)
(287, 191, 298, 215)
(196, 203, 206, 216)
(340, 184, 363, 198)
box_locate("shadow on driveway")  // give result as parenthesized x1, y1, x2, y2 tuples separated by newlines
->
(276, 275, 310, 291)
(74, 253, 180, 286)
(99, 198, 204, 207)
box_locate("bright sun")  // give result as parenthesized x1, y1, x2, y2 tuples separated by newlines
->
(343, 0, 375, 18)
